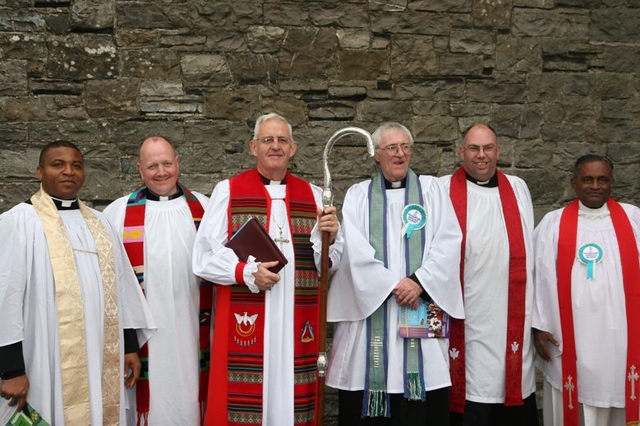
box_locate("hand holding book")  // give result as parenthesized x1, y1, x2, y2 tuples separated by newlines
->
(226, 217, 288, 273)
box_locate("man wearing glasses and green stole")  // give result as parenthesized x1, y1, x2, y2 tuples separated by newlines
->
(327, 122, 464, 425)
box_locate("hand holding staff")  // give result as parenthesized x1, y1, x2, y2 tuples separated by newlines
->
(316, 127, 374, 425)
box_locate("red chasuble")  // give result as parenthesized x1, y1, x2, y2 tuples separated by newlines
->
(448, 167, 527, 412)
(206, 169, 320, 426)
(556, 199, 640, 426)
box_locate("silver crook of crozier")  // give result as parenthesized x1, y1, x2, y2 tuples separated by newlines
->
(322, 127, 375, 208)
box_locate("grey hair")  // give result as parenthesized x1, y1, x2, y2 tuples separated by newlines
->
(253, 113, 293, 140)
(572, 154, 614, 179)
(371, 122, 414, 149)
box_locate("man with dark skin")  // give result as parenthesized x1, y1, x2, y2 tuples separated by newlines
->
(0, 141, 154, 425)
(533, 155, 640, 426)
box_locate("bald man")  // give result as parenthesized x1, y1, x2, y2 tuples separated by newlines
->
(104, 135, 211, 425)
(440, 124, 538, 426)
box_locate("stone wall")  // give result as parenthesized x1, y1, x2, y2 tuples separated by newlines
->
(1, 0, 639, 220)
(0, 0, 638, 422)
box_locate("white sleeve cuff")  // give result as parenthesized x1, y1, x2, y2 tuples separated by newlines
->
(243, 255, 260, 294)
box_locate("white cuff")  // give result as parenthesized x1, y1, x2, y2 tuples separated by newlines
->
(243, 255, 260, 294)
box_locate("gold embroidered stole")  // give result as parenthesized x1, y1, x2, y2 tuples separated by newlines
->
(31, 188, 120, 425)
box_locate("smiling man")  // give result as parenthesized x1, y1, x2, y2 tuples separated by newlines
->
(0, 141, 155, 425)
(440, 124, 538, 426)
(327, 122, 464, 425)
(533, 154, 640, 426)
(193, 113, 343, 426)
(104, 135, 211, 425)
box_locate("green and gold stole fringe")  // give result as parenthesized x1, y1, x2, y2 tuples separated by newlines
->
(122, 183, 212, 425)
(206, 169, 319, 426)
(364, 170, 425, 418)
(31, 187, 120, 425)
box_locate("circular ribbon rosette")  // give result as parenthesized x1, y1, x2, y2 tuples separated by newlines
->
(402, 203, 426, 238)
(578, 243, 604, 280)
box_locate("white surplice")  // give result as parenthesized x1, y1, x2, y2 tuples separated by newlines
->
(0, 202, 155, 426)
(533, 201, 640, 426)
(104, 191, 209, 426)
(326, 175, 464, 393)
(439, 174, 537, 403)
(192, 179, 343, 426)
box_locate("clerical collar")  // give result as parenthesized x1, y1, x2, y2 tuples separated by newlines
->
(25, 195, 79, 210)
(384, 176, 407, 189)
(465, 171, 498, 188)
(145, 187, 184, 201)
(51, 196, 79, 210)
(259, 173, 287, 185)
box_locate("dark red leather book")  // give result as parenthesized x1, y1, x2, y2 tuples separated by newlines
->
(226, 217, 288, 273)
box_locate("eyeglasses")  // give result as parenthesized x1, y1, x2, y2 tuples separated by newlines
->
(464, 144, 496, 154)
(255, 136, 292, 145)
(379, 143, 412, 154)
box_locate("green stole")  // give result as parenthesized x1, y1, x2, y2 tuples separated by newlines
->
(364, 170, 425, 417)
(206, 169, 320, 426)
(31, 187, 120, 425)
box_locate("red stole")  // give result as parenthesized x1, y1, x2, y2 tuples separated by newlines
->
(206, 169, 320, 426)
(557, 199, 640, 426)
(122, 184, 212, 425)
(448, 167, 527, 412)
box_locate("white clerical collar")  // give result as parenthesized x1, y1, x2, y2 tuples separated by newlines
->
(145, 187, 183, 201)
(465, 171, 498, 187)
(383, 176, 406, 189)
(258, 172, 287, 185)
(578, 200, 610, 219)
(50, 196, 78, 209)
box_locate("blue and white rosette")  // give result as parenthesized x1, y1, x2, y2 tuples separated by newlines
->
(402, 203, 426, 238)
(578, 243, 604, 280)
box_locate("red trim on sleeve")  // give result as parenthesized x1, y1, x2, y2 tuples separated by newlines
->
(235, 262, 247, 285)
